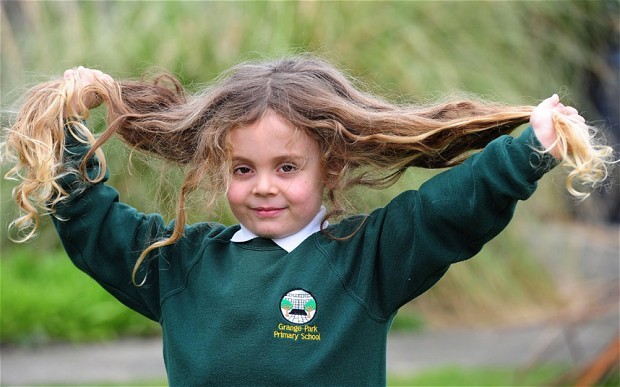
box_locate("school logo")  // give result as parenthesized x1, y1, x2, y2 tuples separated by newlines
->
(280, 289, 317, 325)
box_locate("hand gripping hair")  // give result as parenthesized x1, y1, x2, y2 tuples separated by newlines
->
(2, 56, 615, 283)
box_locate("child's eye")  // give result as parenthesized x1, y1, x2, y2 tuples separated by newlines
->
(233, 166, 253, 175)
(278, 164, 298, 173)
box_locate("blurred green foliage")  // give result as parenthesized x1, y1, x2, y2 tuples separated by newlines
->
(3, 1, 617, 245)
(1, 1, 617, 342)
(2, 1, 617, 245)
(1, 248, 159, 344)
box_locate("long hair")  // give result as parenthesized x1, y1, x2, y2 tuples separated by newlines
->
(3, 55, 614, 284)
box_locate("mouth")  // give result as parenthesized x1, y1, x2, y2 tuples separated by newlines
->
(252, 207, 285, 218)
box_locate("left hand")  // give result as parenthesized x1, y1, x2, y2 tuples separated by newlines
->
(63, 66, 114, 116)
(530, 94, 586, 159)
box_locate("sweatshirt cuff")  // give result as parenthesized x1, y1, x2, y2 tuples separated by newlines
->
(513, 126, 558, 181)
(57, 121, 108, 193)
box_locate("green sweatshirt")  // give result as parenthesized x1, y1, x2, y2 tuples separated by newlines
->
(53, 126, 555, 386)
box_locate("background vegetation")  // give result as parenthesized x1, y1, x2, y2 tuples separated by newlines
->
(1, 0, 617, 349)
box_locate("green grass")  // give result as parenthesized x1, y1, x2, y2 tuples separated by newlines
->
(54, 379, 168, 387)
(387, 365, 566, 386)
(1, 247, 160, 345)
(23, 363, 620, 387)
(390, 307, 425, 332)
(51, 365, 570, 387)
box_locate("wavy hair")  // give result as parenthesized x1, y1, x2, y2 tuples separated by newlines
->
(3, 56, 614, 284)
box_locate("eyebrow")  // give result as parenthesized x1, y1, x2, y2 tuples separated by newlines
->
(231, 154, 308, 165)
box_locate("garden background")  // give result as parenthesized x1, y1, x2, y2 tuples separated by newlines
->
(1, 1, 618, 385)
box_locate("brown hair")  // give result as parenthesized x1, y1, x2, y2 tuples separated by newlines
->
(3, 55, 614, 284)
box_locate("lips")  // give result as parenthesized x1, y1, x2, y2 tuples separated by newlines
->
(252, 207, 285, 218)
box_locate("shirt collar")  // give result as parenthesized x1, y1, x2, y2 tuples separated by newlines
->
(230, 206, 327, 253)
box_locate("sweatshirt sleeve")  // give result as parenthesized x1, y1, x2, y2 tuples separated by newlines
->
(389, 127, 556, 310)
(326, 127, 558, 319)
(51, 125, 169, 321)
(414, 127, 555, 260)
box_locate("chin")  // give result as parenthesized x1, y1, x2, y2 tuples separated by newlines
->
(260, 232, 289, 239)
(256, 228, 292, 239)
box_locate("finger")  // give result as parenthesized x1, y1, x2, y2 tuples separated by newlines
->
(88, 70, 114, 86)
(63, 69, 74, 80)
(563, 106, 579, 115)
(556, 104, 581, 118)
(76, 66, 86, 79)
(80, 69, 100, 85)
(571, 114, 586, 123)
(557, 110, 586, 123)
(93, 70, 113, 85)
(538, 94, 560, 109)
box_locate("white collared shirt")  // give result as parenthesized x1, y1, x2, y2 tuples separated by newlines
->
(230, 206, 327, 253)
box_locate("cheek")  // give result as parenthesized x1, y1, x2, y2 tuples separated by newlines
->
(226, 182, 245, 206)
(286, 179, 324, 204)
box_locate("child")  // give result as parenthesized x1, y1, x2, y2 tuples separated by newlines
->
(3, 57, 613, 385)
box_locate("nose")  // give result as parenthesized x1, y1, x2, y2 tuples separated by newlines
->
(252, 172, 278, 196)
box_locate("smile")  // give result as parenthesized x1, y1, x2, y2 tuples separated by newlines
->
(252, 207, 285, 218)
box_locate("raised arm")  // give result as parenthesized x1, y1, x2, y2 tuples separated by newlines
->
(53, 130, 167, 321)
(56, 67, 169, 320)
(336, 97, 581, 318)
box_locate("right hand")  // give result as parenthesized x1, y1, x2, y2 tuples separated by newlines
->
(530, 94, 586, 160)
(63, 66, 114, 115)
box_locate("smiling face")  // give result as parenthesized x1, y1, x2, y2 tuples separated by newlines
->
(226, 111, 325, 239)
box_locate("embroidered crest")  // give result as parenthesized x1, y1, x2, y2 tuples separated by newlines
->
(280, 289, 317, 325)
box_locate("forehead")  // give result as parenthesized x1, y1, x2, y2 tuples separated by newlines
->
(230, 111, 319, 157)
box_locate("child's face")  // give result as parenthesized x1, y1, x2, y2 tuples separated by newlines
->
(227, 111, 325, 239)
